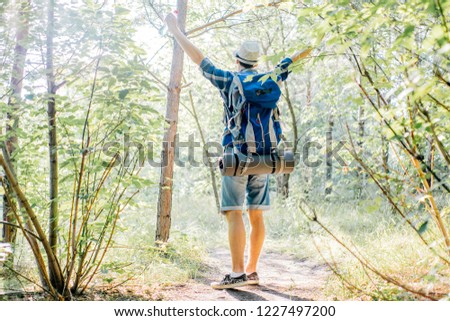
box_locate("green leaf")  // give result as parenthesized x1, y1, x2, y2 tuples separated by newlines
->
(114, 6, 130, 15)
(243, 75, 254, 82)
(418, 220, 428, 234)
(108, 77, 117, 88)
(403, 25, 415, 38)
(119, 89, 129, 100)
(259, 74, 271, 84)
(297, 7, 315, 17)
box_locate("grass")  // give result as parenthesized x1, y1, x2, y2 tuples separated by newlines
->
(284, 200, 450, 300)
(156, 189, 450, 300)
(102, 221, 210, 288)
(172, 189, 449, 301)
(1, 186, 449, 301)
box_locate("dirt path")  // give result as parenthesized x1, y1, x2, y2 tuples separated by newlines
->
(1, 247, 330, 301)
(159, 247, 330, 301)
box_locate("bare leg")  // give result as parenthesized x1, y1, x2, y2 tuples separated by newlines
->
(245, 209, 265, 274)
(225, 210, 246, 273)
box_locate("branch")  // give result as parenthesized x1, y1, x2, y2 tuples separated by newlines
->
(0, 152, 64, 287)
(0, 175, 55, 295)
(309, 224, 372, 298)
(435, 0, 449, 37)
(298, 199, 439, 300)
(0, 220, 41, 241)
(427, 94, 450, 112)
(418, 107, 450, 167)
(435, 68, 450, 87)
(345, 124, 450, 266)
(149, 70, 168, 90)
(186, 0, 286, 36)
(2, 264, 55, 298)
(355, 80, 450, 193)
(146, 0, 165, 22)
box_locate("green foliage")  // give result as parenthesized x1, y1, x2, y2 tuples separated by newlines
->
(1, 0, 449, 300)
(0, 0, 163, 297)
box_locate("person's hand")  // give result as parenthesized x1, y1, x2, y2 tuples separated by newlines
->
(164, 12, 178, 33)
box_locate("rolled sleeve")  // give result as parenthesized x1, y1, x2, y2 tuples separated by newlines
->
(199, 57, 234, 91)
(275, 57, 293, 82)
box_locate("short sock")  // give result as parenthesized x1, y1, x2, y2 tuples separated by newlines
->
(230, 272, 245, 278)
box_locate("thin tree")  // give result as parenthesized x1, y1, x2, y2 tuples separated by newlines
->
(46, 0, 61, 289)
(3, 0, 31, 243)
(355, 102, 365, 198)
(186, 90, 220, 213)
(325, 114, 333, 195)
(156, 0, 188, 243)
(303, 72, 313, 197)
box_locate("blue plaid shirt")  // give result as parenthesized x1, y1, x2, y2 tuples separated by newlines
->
(199, 57, 293, 147)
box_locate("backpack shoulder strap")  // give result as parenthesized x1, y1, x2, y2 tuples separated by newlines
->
(227, 75, 246, 140)
(226, 73, 261, 154)
(232, 74, 245, 97)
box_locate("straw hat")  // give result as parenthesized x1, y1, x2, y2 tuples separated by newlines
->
(233, 40, 261, 65)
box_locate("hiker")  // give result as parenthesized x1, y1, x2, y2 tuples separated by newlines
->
(164, 12, 309, 289)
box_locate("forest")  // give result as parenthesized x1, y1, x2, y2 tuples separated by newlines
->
(0, 0, 449, 301)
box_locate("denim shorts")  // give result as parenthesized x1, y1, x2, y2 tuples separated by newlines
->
(220, 174, 270, 214)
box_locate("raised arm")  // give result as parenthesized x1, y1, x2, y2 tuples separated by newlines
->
(276, 47, 313, 86)
(165, 13, 204, 66)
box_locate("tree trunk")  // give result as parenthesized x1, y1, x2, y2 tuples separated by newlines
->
(356, 104, 365, 198)
(276, 174, 290, 198)
(155, 0, 188, 243)
(3, 0, 30, 243)
(275, 15, 297, 199)
(276, 80, 297, 199)
(0, 153, 62, 297)
(303, 133, 313, 199)
(426, 139, 434, 188)
(381, 119, 389, 187)
(303, 72, 313, 198)
(46, 0, 60, 289)
(325, 115, 333, 196)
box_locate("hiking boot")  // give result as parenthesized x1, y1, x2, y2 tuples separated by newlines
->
(247, 272, 259, 285)
(211, 273, 249, 289)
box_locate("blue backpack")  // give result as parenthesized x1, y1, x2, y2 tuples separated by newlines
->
(226, 72, 283, 155)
